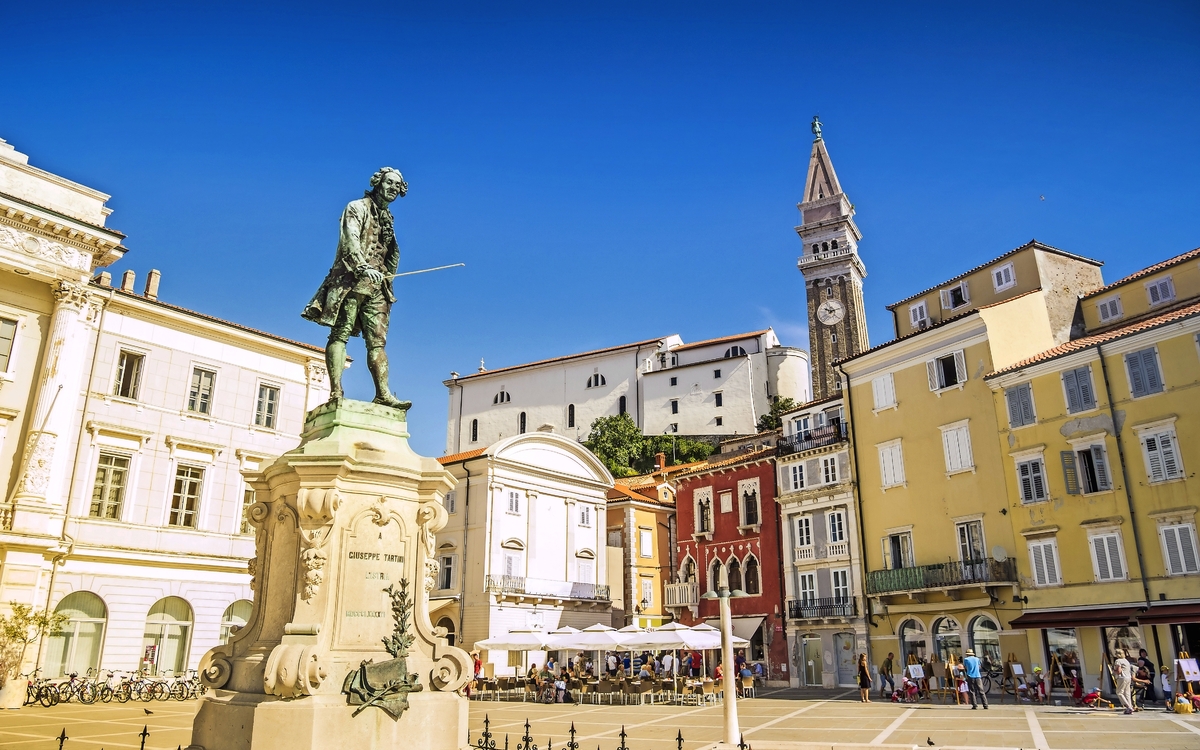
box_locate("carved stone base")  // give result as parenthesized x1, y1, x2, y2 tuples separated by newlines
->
(188, 690, 468, 750)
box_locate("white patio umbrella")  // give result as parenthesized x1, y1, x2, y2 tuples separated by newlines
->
(474, 629, 552, 677)
(556, 623, 631, 649)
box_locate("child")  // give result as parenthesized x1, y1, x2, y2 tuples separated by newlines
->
(902, 674, 920, 703)
(1160, 666, 1173, 709)
(1080, 687, 1114, 709)
(1070, 670, 1084, 706)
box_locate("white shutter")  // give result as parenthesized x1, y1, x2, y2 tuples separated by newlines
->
(872, 374, 896, 409)
(1092, 534, 1124, 581)
(1043, 542, 1059, 584)
(578, 559, 594, 582)
(960, 281, 970, 303)
(1091, 446, 1111, 491)
(1031, 543, 1048, 586)
(1104, 535, 1124, 579)
(1160, 433, 1181, 479)
(1092, 536, 1111, 580)
(1163, 526, 1184, 575)
(940, 290, 951, 309)
(927, 360, 939, 391)
(1162, 524, 1200, 575)
(953, 350, 967, 384)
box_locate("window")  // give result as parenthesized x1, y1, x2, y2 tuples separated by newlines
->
(992, 262, 1016, 292)
(141, 597, 193, 676)
(709, 560, 722, 592)
(1160, 523, 1200, 575)
(240, 488, 254, 534)
(940, 421, 973, 474)
(219, 600, 252, 646)
(518, 412, 526, 434)
(670, 399, 679, 414)
(438, 555, 455, 589)
(639, 529, 653, 558)
(828, 511, 846, 543)
(909, 301, 928, 330)
(1028, 539, 1061, 586)
(956, 520, 985, 561)
(567, 404, 575, 428)
(578, 558, 594, 582)
(669, 422, 678, 433)
(579, 505, 591, 526)
(169, 465, 203, 527)
(696, 496, 713, 533)
(871, 373, 896, 410)
(640, 578, 654, 608)
(1061, 367, 1096, 413)
(832, 569, 850, 601)
(927, 351, 966, 390)
(503, 552, 522, 578)
(618, 395, 627, 415)
(714, 392, 723, 408)
(0, 316, 16, 372)
(443, 491, 457, 514)
(795, 516, 812, 547)
(670, 376, 677, 386)
(713, 369, 721, 378)
(188, 368, 216, 414)
(789, 463, 805, 491)
(470, 419, 478, 442)
(1097, 296, 1123, 322)
(1016, 457, 1048, 503)
(1062, 445, 1111, 494)
(113, 350, 144, 399)
(727, 558, 743, 591)
(1146, 276, 1175, 306)
(883, 532, 913, 569)
(1141, 430, 1183, 482)
(506, 490, 521, 513)
(878, 440, 905, 488)
(724, 346, 747, 358)
(1126, 348, 1164, 397)
(1089, 532, 1125, 581)
(744, 557, 760, 595)
(798, 572, 816, 604)
(493, 389, 511, 404)
(742, 490, 759, 527)
(940, 281, 970, 310)
(255, 384, 279, 428)
(1005, 383, 1036, 428)
(715, 416, 723, 426)
(586, 373, 607, 388)
(831, 333, 838, 344)
(90, 452, 129, 520)
(822, 456, 838, 484)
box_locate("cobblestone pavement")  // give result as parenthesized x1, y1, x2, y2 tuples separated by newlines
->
(1, 690, 1199, 749)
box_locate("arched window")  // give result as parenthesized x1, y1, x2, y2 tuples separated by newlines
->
(618, 395, 627, 415)
(493, 390, 511, 404)
(586, 374, 607, 388)
(219, 600, 252, 645)
(45, 591, 106, 677)
(709, 559, 722, 593)
(680, 556, 696, 583)
(898, 618, 928, 667)
(437, 616, 457, 647)
(723, 346, 747, 358)
(470, 419, 478, 442)
(822, 241, 829, 252)
(518, 412, 526, 434)
(727, 558, 743, 592)
(933, 616, 962, 663)
(969, 615, 1001, 665)
(811, 244, 819, 254)
(567, 404, 575, 428)
(742, 490, 759, 526)
(744, 556, 760, 595)
(831, 239, 839, 249)
(142, 596, 193, 676)
(696, 496, 712, 533)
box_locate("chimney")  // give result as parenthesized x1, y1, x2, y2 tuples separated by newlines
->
(95, 271, 112, 287)
(144, 269, 161, 300)
(120, 270, 136, 293)
(655, 452, 666, 471)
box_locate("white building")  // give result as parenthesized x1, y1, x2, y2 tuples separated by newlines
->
(444, 329, 809, 454)
(0, 137, 327, 678)
(433, 431, 614, 675)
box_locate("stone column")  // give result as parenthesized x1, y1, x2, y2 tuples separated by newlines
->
(10, 281, 95, 535)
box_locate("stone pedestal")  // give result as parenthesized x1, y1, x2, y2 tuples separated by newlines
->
(188, 400, 472, 750)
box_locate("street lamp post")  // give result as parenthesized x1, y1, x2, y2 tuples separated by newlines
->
(701, 564, 749, 746)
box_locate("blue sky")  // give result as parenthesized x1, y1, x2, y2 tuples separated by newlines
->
(4, 2, 1198, 455)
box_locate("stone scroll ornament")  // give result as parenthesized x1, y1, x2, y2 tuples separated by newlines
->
(342, 578, 423, 719)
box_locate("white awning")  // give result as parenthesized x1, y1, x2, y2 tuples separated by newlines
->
(704, 616, 764, 643)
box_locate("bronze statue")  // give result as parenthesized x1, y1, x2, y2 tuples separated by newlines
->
(811, 115, 823, 140)
(303, 168, 410, 409)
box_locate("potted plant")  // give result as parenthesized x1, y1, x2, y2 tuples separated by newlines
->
(0, 602, 67, 709)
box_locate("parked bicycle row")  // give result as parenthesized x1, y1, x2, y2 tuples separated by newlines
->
(21, 667, 206, 706)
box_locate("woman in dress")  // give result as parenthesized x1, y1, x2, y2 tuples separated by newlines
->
(858, 653, 873, 702)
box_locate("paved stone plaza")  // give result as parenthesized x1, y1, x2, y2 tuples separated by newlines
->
(2, 690, 1200, 749)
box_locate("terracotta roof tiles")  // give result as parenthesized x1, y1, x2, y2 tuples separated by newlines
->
(438, 447, 488, 464)
(448, 337, 666, 382)
(671, 329, 772, 352)
(1081, 247, 1200, 299)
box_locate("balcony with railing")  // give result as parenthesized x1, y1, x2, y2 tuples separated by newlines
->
(798, 245, 856, 267)
(787, 596, 856, 620)
(792, 542, 849, 564)
(485, 575, 610, 602)
(665, 581, 699, 608)
(866, 558, 1018, 597)
(777, 421, 847, 457)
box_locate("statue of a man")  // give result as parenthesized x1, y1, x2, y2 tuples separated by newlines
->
(302, 167, 410, 409)
(811, 115, 822, 140)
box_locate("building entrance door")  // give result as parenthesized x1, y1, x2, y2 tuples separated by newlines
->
(835, 632, 856, 686)
(802, 636, 821, 686)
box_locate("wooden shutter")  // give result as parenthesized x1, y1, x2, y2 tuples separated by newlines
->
(960, 281, 970, 303)
(1019, 385, 1035, 424)
(1060, 451, 1080, 495)
(1145, 435, 1166, 482)
(1179, 526, 1200, 573)
(1031, 543, 1048, 586)
(1006, 388, 1023, 427)
(1092, 534, 1123, 580)
(1075, 367, 1096, 410)
(940, 290, 951, 309)
(1140, 350, 1162, 393)
(1019, 461, 1034, 502)
(1091, 446, 1111, 490)
(1163, 526, 1184, 575)
(927, 360, 939, 391)
(1031, 460, 1046, 500)
(881, 538, 893, 569)
(1127, 352, 1147, 397)
(1160, 433, 1181, 478)
(953, 351, 967, 384)
(1063, 369, 1081, 413)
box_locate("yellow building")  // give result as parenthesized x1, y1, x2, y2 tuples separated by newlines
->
(838, 241, 1105, 673)
(987, 246, 1200, 690)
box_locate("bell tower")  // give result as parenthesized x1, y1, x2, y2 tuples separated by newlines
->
(797, 117, 869, 400)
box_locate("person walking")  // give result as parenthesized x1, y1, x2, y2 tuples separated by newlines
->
(857, 653, 872, 702)
(1113, 649, 1134, 715)
(879, 652, 896, 698)
(962, 648, 989, 709)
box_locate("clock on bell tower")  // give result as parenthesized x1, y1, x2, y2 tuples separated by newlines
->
(796, 117, 869, 400)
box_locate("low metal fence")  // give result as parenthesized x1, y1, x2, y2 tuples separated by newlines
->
(470, 715, 753, 750)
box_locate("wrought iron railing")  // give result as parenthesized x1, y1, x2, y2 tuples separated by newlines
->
(484, 575, 610, 601)
(776, 421, 847, 457)
(866, 558, 1017, 595)
(787, 596, 856, 620)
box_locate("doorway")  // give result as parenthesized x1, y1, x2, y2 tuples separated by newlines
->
(801, 635, 821, 686)
(835, 632, 856, 686)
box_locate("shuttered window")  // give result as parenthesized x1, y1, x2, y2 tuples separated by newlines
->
(1005, 383, 1036, 428)
(927, 350, 967, 391)
(941, 423, 973, 473)
(1090, 533, 1125, 581)
(1146, 277, 1175, 306)
(1142, 430, 1183, 482)
(992, 262, 1015, 292)
(1017, 458, 1048, 503)
(1028, 539, 1061, 586)
(1062, 366, 1096, 413)
(1097, 296, 1122, 322)
(1126, 348, 1164, 398)
(878, 441, 905, 488)
(1160, 524, 1200, 576)
(872, 373, 896, 410)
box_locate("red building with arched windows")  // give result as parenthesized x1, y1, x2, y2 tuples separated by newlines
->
(666, 442, 789, 685)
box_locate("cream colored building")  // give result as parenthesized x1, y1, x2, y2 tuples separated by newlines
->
(0, 137, 328, 678)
